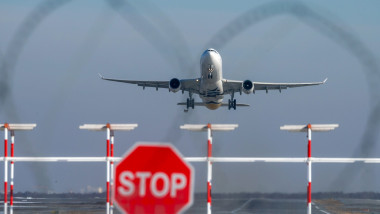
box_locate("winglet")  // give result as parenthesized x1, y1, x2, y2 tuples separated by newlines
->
(323, 78, 328, 84)
(98, 73, 105, 79)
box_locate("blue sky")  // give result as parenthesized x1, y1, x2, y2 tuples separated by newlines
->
(1, 0, 380, 193)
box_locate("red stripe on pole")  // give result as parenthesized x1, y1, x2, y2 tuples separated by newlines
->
(307, 182, 311, 203)
(11, 143, 14, 157)
(10, 185, 13, 206)
(4, 139, 8, 157)
(208, 140, 212, 158)
(207, 182, 211, 204)
(4, 182, 7, 203)
(106, 181, 110, 203)
(308, 140, 311, 158)
(111, 143, 114, 158)
(106, 142, 110, 159)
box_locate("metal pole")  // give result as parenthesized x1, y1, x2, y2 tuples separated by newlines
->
(307, 124, 312, 214)
(106, 123, 110, 214)
(110, 130, 114, 214)
(4, 123, 9, 214)
(10, 131, 14, 214)
(207, 123, 212, 214)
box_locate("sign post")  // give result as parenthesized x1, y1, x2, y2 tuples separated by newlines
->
(114, 143, 194, 214)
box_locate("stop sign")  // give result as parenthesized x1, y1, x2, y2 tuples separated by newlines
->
(114, 143, 194, 214)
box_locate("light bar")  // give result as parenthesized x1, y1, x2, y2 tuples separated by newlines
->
(180, 124, 238, 132)
(79, 124, 138, 131)
(0, 124, 37, 131)
(4, 157, 380, 163)
(280, 124, 339, 132)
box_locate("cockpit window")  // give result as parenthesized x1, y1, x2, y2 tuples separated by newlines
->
(207, 48, 218, 54)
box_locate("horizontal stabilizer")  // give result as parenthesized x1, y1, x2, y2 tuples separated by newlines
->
(177, 102, 250, 107)
(221, 103, 250, 107)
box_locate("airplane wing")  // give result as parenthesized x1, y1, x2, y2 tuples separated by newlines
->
(99, 74, 200, 94)
(223, 78, 327, 94)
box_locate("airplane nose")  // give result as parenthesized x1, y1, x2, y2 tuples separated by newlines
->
(201, 49, 212, 60)
(201, 48, 220, 64)
(202, 48, 218, 58)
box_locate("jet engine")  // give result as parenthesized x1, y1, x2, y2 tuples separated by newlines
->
(243, 80, 254, 94)
(169, 78, 181, 92)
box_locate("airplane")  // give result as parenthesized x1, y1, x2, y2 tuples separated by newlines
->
(100, 48, 327, 112)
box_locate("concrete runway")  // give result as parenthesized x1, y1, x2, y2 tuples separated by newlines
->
(188, 198, 329, 214)
(2, 196, 380, 213)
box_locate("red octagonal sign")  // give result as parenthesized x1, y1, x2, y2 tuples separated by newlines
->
(114, 143, 194, 214)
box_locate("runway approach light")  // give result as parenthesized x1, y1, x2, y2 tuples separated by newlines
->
(79, 123, 138, 214)
(280, 124, 339, 132)
(1, 124, 37, 131)
(180, 124, 238, 132)
(79, 124, 138, 131)
(1, 123, 37, 214)
(280, 123, 339, 214)
(180, 123, 238, 214)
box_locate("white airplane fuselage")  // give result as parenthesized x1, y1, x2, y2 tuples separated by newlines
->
(199, 49, 224, 110)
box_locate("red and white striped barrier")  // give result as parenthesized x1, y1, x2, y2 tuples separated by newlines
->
(281, 123, 339, 214)
(207, 124, 212, 214)
(10, 131, 14, 214)
(1, 123, 37, 214)
(3, 123, 8, 214)
(79, 123, 138, 214)
(307, 124, 312, 214)
(4, 122, 374, 214)
(180, 123, 239, 214)
(110, 130, 115, 214)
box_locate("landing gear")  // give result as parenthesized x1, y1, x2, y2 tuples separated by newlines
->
(187, 98, 194, 109)
(228, 93, 236, 110)
(228, 99, 236, 110)
(184, 92, 194, 112)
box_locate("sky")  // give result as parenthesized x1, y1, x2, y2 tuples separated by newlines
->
(1, 0, 380, 193)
